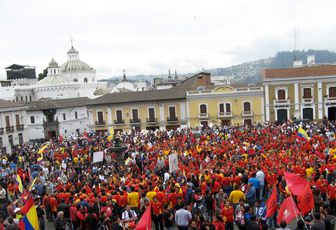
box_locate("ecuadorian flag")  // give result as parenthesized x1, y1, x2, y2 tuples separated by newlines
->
(15, 175, 23, 193)
(107, 128, 114, 142)
(19, 197, 39, 230)
(297, 127, 310, 141)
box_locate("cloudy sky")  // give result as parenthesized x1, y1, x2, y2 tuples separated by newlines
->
(0, 0, 336, 79)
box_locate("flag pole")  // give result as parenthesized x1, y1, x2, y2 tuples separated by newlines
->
(289, 195, 299, 221)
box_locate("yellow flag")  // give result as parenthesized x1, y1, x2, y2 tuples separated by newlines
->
(29, 177, 38, 191)
(107, 128, 114, 142)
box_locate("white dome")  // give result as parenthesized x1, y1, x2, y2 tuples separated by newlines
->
(60, 46, 93, 73)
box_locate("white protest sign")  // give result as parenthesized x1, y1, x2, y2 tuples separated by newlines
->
(93, 151, 104, 163)
(168, 153, 178, 173)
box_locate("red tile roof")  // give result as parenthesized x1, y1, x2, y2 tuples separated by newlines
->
(262, 65, 336, 79)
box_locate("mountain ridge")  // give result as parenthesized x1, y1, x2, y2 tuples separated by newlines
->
(102, 49, 336, 84)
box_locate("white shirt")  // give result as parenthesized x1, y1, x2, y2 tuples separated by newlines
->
(122, 210, 137, 221)
(175, 208, 192, 227)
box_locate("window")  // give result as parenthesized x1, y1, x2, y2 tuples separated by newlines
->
(132, 109, 139, 120)
(84, 78, 88, 83)
(5, 116, 10, 127)
(169, 106, 176, 118)
(116, 110, 123, 122)
(75, 111, 78, 119)
(18, 133, 23, 145)
(97, 111, 104, 124)
(29, 96, 32, 102)
(64, 130, 67, 133)
(200, 104, 207, 114)
(76, 129, 79, 133)
(30, 116, 35, 124)
(63, 113, 66, 121)
(20, 96, 23, 101)
(277, 89, 286, 100)
(329, 87, 336, 97)
(148, 108, 155, 121)
(243, 102, 251, 112)
(74, 78, 78, 82)
(0, 137, 2, 147)
(25, 96, 27, 101)
(15, 114, 20, 126)
(8, 135, 13, 146)
(219, 103, 231, 114)
(226, 103, 231, 113)
(219, 103, 225, 113)
(303, 88, 312, 99)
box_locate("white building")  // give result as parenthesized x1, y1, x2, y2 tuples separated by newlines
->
(111, 72, 150, 93)
(26, 97, 91, 140)
(3, 46, 107, 102)
(0, 100, 28, 150)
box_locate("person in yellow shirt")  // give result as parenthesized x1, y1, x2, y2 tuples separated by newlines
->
(146, 186, 157, 202)
(305, 164, 313, 179)
(127, 186, 140, 210)
(228, 185, 245, 206)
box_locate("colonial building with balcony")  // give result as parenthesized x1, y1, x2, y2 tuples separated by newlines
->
(26, 97, 91, 140)
(186, 84, 264, 127)
(88, 72, 213, 132)
(263, 62, 336, 122)
(0, 99, 28, 150)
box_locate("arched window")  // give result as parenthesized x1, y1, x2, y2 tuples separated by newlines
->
(74, 78, 78, 82)
(200, 104, 207, 114)
(243, 102, 251, 112)
(84, 78, 88, 83)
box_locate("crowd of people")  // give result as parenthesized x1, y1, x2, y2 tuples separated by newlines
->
(0, 120, 335, 230)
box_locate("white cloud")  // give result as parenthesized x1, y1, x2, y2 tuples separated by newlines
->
(0, 0, 336, 79)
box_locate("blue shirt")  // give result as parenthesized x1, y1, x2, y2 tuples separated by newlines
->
(248, 178, 260, 189)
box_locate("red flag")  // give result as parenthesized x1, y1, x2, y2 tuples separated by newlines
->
(20, 197, 34, 215)
(297, 184, 314, 215)
(266, 187, 277, 217)
(277, 196, 300, 224)
(135, 205, 152, 230)
(284, 171, 309, 196)
(58, 135, 63, 143)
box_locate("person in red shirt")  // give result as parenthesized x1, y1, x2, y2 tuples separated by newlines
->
(221, 200, 234, 230)
(151, 196, 163, 230)
(328, 181, 336, 213)
(315, 174, 328, 198)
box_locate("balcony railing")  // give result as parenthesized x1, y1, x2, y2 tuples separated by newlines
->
(95, 120, 106, 126)
(130, 119, 141, 124)
(167, 117, 178, 122)
(0, 128, 3, 135)
(199, 113, 208, 119)
(273, 99, 290, 104)
(146, 118, 158, 123)
(16, 124, 24, 131)
(241, 111, 253, 117)
(5, 126, 14, 133)
(302, 97, 314, 104)
(114, 120, 125, 125)
(218, 112, 233, 118)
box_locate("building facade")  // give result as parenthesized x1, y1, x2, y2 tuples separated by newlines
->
(0, 100, 28, 150)
(26, 97, 91, 140)
(187, 85, 264, 127)
(263, 64, 336, 122)
(88, 73, 213, 132)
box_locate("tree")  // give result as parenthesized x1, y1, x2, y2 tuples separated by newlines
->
(38, 68, 48, 81)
